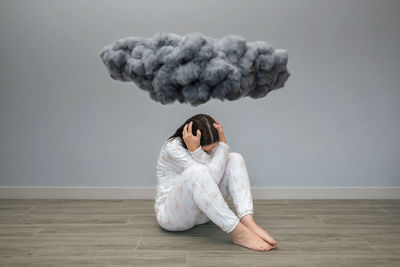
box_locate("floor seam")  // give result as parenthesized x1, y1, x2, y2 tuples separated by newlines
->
(31, 224, 47, 238)
(315, 214, 326, 224)
(126, 215, 133, 224)
(378, 206, 389, 215)
(360, 237, 378, 252)
(134, 237, 143, 252)
(24, 206, 34, 214)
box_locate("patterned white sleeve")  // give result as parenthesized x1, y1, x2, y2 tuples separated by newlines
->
(165, 140, 230, 184)
(189, 146, 212, 164)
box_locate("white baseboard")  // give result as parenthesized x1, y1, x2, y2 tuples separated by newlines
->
(0, 186, 399, 199)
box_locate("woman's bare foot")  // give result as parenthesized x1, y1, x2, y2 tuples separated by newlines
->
(230, 221, 273, 252)
(240, 214, 277, 248)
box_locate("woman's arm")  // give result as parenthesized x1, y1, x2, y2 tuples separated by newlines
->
(189, 146, 212, 165)
(165, 140, 230, 184)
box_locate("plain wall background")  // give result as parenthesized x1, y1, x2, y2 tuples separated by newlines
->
(0, 0, 399, 187)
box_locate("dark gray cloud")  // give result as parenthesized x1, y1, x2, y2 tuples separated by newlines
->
(100, 32, 290, 106)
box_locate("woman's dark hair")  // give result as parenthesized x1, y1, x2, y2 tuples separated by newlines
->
(166, 114, 219, 150)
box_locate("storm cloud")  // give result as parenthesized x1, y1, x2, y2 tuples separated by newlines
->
(100, 32, 290, 106)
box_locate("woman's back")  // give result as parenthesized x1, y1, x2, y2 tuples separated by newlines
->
(154, 137, 179, 214)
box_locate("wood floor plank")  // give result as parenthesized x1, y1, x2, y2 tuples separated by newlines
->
(0, 235, 141, 257)
(319, 214, 400, 225)
(187, 251, 400, 266)
(0, 214, 130, 224)
(0, 252, 187, 267)
(37, 223, 180, 237)
(251, 207, 387, 216)
(0, 224, 45, 237)
(0, 199, 125, 206)
(380, 207, 400, 215)
(25, 206, 156, 216)
(286, 199, 400, 208)
(363, 236, 400, 253)
(137, 235, 374, 253)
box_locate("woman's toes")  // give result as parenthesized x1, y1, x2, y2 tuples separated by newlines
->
(264, 242, 272, 250)
(267, 236, 277, 245)
(252, 224, 277, 245)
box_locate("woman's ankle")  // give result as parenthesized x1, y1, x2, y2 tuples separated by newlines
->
(229, 222, 247, 237)
(239, 213, 254, 224)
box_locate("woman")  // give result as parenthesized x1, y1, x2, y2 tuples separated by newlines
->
(154, 114, 277, 252)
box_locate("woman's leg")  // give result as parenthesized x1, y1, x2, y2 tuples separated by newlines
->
(157, 164, 240, 233)
(195, 152, 253, 225)
(218, 152, 254, 220)
(219, 152, 278, 247)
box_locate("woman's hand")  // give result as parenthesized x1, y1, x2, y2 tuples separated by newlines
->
(210, 115, 226, 143)
(182, 121, 201, 152)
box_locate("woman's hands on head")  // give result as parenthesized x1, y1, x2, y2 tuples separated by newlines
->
(182, 116, 226, 152)
(210, 115, 226, 144)
(182, 121, 201, 152)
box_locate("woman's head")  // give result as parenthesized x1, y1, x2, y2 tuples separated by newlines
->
(166, 114, 219, 153)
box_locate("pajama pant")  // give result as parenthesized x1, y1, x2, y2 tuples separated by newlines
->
(156, 152, 254, 233)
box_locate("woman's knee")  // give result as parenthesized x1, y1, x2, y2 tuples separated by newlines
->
(228, 152, 244, 163)
(225, 152, 246, 175)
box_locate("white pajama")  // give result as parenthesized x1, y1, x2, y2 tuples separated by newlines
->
(154, 137, 254, 233)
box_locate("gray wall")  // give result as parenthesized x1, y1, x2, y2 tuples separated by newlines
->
(0, 0, 399, 187)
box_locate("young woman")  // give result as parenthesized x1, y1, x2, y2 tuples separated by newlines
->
(154, 114, 277, 252)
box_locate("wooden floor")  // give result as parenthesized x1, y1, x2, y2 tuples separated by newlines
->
(0, 198, 399, 266)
